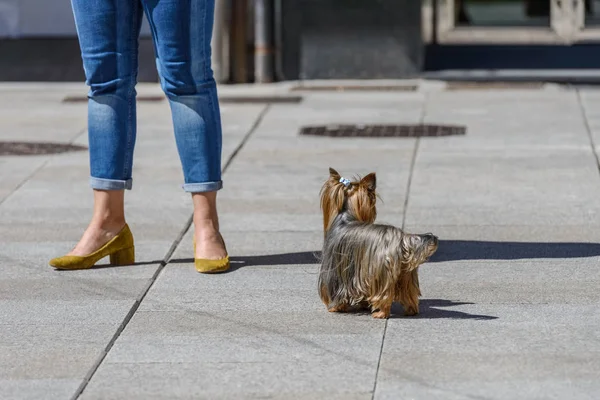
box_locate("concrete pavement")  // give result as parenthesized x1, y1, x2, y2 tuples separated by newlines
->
(1, 81, 599, 399)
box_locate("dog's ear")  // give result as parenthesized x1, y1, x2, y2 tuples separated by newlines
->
(361, 172, 376, 191)
(329, 167, 341, 180)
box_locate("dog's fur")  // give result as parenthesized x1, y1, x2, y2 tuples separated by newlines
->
(318, 168, 438, 319)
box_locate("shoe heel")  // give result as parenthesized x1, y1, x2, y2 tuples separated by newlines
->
(110, 246, 135, 266)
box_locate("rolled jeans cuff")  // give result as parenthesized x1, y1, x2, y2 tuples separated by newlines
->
(90, 177, 133, 190)
(182, 180, 223, 193)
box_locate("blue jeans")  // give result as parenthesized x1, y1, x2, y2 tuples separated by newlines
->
(71, 0, 223, 193)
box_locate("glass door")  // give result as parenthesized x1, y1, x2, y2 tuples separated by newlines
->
(430, 0, 575, 44)
(573, 0, 600, 41)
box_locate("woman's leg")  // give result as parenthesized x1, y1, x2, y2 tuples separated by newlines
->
(70, 191, 126, 256)
(141, 0, 226, 260)
(192, 191, 226, 260)
(68, 0, 143, 256)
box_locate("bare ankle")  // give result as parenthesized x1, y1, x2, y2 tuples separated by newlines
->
(193, 217, 226, 252)
(191, 190, 220, 231)
(193, 217, 219, 233)
(89, 216, 126, 234)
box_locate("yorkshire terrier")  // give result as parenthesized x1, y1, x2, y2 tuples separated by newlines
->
(318, 168, 438, 319)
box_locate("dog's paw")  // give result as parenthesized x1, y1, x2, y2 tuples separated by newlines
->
(404, 308, 419, 317)
(371, 310, 390, 319)
(328, 304, 348, 313)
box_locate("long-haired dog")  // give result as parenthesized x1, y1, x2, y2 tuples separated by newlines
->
(318, 168, 438, 319)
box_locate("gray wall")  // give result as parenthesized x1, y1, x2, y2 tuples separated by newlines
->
(278, 0, 423, 80)
(0, 0, 157, 81)
(0, 0, 151, 38)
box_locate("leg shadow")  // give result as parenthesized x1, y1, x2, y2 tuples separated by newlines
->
(431, 240, 600, 262)
(169, 251, 321, 271)
(230, 251, 321, 267)
(172, 239, 600, 270)
(53, 259, 163, 271)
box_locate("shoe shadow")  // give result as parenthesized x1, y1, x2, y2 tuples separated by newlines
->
(54, 260, 165, 271)
(389, 299, 497, 320)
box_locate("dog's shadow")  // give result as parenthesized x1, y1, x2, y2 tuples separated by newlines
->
(339, 299, 497, 320)
(389, 299, 497, 320)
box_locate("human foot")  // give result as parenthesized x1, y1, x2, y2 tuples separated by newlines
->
(68, 220, 126, 257)
(193, 219, 227, 260)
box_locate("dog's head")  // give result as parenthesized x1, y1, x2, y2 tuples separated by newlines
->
(320, 167, 377, 233)
(401, 232, 438, 270)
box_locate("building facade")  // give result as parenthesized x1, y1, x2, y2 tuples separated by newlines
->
(2, 0, 600, 82)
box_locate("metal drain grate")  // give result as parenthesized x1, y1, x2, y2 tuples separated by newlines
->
(62, 94, 303, 104)
(219, 95, 303, 104)
(0, 141, 88, 156)
(445, 82, 546, 91)
(299, 124, 466, 138)
(62, 95, 165, 103)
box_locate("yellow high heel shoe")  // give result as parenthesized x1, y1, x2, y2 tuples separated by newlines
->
(49, 224, 135, 270)
(193, 235, 230, 273)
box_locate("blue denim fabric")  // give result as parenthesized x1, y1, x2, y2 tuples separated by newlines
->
(71, 0, 222, 192)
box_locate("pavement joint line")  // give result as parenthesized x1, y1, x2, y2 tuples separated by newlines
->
(0, 159, 49, 208)
(372, 97, 427, 400)
(401, 139, 421, 233)
(371, 139, 419, 398)
(575, 88, 600, 178)
(370, 320, 388, 400)
(70, 104, 272, 400)
(401, 92, 428, 232)
(0, 127, 87, 208)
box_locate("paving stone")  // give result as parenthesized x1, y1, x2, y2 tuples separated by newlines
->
(0, 156, 48, 203)
(424, 90, 589, 149)
(119, 309, 382, 337)
(419, 257, 600, 305)
(0, 379, 81, 400)
(375, 304, 600, 400)
(406, 146, 600, 226)
(80, 361, 375, 400)
(402, 224, 600, 244)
